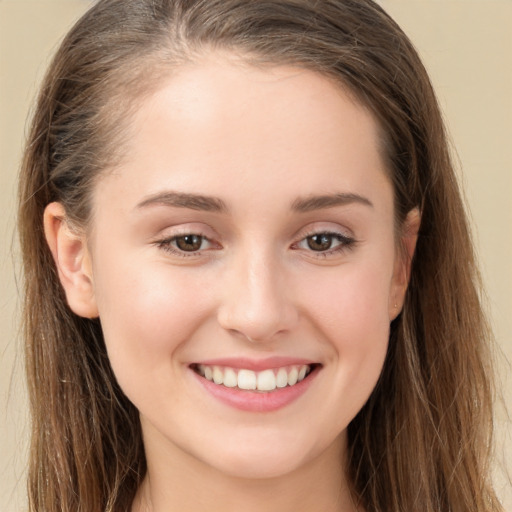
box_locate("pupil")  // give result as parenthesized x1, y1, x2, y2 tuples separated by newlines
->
(177, 235, 202, 251)
(308, 234, 332, 251)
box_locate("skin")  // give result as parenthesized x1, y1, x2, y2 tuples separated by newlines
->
(45, 54, 419, 512)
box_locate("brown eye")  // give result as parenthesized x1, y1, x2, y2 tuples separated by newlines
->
(175, 234, 204, 252)
(306, 233, 335, 251)
(294, 231, 355, 256)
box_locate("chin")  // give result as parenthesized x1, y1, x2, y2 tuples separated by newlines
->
(193, 426, 342, 481)
(207, 449, 309, 480)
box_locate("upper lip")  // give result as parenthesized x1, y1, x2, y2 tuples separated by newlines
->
(191, 356, 318, 372)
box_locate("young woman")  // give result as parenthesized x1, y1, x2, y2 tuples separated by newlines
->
(18, 1, 503, 511)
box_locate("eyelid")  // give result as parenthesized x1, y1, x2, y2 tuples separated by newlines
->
(155, 235, 221, 258)
(152, 224, 222, 258)
(292, 222, 354, 243)
(291, 224, 357, 257)
(151, 222, 356, 259)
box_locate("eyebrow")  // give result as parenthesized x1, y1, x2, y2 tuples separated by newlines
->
(136, 191, 228, 212)
(136, 190, 373, 214)
(291, 193, 373, 212)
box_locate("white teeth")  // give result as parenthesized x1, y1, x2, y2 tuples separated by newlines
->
(238, 369, 257, 390)
(223, 367, 237, 388)
(196, 364, 313, 391)
(276, 368, 288, 388)
(257, 369, 276, 391)
(213, 366, 223, 385)
(288, 367, 298, 386)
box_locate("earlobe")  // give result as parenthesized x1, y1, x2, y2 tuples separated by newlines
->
(43, 202, 99, 318)
(389, 207, 421, 320)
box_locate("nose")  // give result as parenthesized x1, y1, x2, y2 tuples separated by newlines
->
(217, 247, 299, 343)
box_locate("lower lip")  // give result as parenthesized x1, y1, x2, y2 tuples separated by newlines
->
(191, 366, 320, 413)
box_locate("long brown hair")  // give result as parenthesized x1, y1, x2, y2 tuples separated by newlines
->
(18, 1, 502, 511)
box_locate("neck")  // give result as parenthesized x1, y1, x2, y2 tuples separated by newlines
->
(132, 427, 359, 512)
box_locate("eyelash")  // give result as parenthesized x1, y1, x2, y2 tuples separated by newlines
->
(292, 231, 356, 257)
(154, 230, 356, 258)
(155, 234, 216, 258)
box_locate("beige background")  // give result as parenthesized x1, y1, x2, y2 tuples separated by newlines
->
(1, 1, 510, 510)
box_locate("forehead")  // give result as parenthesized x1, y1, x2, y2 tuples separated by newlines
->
(93, 55, 392, 217)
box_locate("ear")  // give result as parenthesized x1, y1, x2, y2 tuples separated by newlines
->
(43, 202, 99, 318)
(389, 207, 421, 320)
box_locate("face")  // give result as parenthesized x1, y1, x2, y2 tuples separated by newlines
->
(49, 55, 414, 480)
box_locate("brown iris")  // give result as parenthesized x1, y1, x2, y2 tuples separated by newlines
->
(175, 235, 203, 252)
(307, 233, 336, 251)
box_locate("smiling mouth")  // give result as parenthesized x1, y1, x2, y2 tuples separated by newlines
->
(191, 364, 318, 392)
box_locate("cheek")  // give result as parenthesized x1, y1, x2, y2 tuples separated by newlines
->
(297, 260, 392, 408)
(91, 250, 215, 377)
(300, 259, 393, 341)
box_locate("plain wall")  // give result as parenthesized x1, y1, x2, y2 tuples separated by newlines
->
(1, 1, 510, 510)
